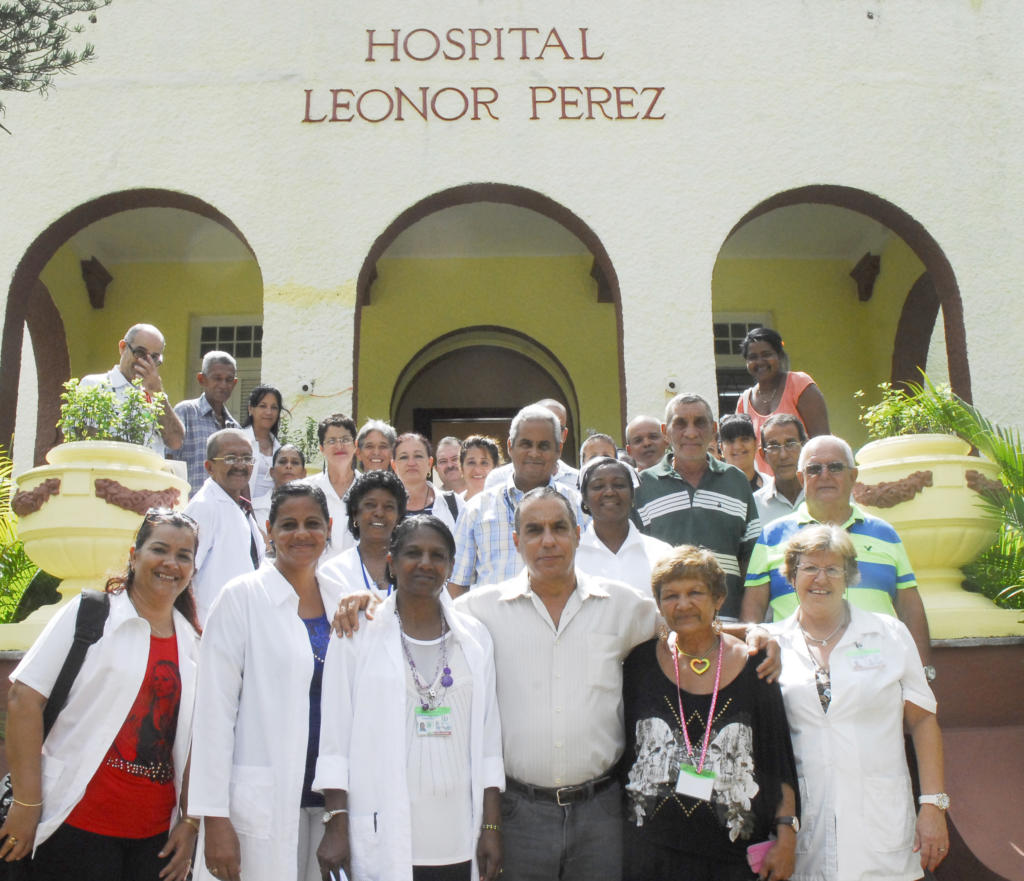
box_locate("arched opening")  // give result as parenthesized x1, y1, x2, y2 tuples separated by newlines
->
(391, 328, 580, 458)
(354, 185, 624, 459)
(711, 186, 969, 446)
(2, 189, 264, 465)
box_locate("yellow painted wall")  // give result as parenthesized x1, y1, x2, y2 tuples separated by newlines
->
(41, 251, 262, 404)
(358, 255, 622, 440)
(712, 244, 926, 447)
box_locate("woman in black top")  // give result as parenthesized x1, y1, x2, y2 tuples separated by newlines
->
(620, 546, 799, 881)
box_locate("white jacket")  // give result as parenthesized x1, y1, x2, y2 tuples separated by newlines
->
(185, 477, 265, 624)
(773, 604, 937, 881)
(314, 592, 505, 881)
(241, 424, 281, 515)
(10, 590, 199, 849)
(188, 562, 345, 881)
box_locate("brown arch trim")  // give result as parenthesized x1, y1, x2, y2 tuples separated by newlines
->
(1, 188, 260, 449)
(353, 183, 625, 426)
(25, 280, 71, 465)
(387, 325, 582, 434)
(891, 272, 941, 390)
(727, 185, 972, 403)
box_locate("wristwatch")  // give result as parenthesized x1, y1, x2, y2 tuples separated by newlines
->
(773, 816, 800, 833)
(322, 808, 348, 825)
(923, 665, 937, 682)
(918, 793, 950, 810)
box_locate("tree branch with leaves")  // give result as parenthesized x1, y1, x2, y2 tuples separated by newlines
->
(0, 0, 111, 130)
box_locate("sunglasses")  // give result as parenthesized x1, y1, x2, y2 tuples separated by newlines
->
(803, 462, 849, 477)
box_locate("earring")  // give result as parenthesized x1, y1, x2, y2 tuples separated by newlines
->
(712, 616, 723, 635)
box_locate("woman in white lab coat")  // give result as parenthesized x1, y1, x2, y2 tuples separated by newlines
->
(315, 515, 504, 881)
(188, 482, 345, 881)
(773, 524, 949, 881)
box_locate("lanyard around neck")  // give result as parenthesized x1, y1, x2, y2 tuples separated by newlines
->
(670, 634, 723, 774)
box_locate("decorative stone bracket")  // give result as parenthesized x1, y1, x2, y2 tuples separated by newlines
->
(852, 470, 932, 508)
(94, 479, 181, 515)
(966, 469, 1007, 499)
(11, 478, 61, 516)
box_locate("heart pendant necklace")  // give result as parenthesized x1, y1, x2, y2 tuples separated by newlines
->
(674, 634, 719, 676)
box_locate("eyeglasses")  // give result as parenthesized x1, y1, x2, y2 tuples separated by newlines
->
(763, 440, 802, 454)
(210, 455, 256, 466)
(125, 343, 164, 366)
(323, 436, 355, 448)
(803, 462, 849, 477)
(797, 564, 845, 579)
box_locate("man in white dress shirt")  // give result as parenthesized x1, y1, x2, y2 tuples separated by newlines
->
(184, 428, 265, 624)
(753, 413, 806, 525)
(456, 486, 658, 881)
(79, 323, 185, 456)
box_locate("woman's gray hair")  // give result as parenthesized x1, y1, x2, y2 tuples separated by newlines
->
(357, 419, 397, 449)
(782, 523, 860, 586)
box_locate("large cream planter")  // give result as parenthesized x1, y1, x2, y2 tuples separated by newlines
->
(3, 441, 190, 649)
(854, 434, 1024, 638)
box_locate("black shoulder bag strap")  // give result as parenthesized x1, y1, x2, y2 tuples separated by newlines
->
(40, 590, 111, 737)
(442, 491, 459, 522)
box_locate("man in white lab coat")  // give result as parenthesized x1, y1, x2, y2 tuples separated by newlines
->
(185, 428, 265, 624)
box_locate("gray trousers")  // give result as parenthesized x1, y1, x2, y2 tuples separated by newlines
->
(500, 780, 623, 881)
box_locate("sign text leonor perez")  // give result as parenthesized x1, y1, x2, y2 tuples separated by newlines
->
(302, 27, 666, 124)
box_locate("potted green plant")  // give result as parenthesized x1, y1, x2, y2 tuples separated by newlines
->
(56, 377, 166, 445)
(852, 376, 1022, 638)
(5, 378, 190, 649)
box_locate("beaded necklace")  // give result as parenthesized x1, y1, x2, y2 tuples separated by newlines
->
(396, 608, 454, 711)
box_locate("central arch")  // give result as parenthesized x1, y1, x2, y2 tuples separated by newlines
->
(353, 184, 626, 453)
(391, 327, 581, 456)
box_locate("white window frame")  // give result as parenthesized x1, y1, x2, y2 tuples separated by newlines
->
(188, 314, 263, 420)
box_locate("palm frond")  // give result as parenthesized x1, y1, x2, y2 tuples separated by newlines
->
(0, 445, 40, 622)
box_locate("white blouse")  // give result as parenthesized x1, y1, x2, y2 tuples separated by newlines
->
(772, 604, 936, 881)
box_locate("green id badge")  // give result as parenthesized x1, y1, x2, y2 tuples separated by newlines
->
(675, 762, 716, 800)
(415, 706, 453, 736)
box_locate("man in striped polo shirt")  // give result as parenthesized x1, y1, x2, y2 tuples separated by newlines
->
(635, 393, 760, 620)
(740, 434, 932, 665)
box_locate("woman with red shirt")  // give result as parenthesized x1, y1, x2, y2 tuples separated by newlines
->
(2, 510, 202, 881)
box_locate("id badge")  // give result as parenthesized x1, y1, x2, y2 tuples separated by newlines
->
(415, 706, 453, 736)
(675, 762, 716, 800)
(847, 648, 884, 672)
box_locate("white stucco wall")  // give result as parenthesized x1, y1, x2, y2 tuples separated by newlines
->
(3, 0, 1023, 471)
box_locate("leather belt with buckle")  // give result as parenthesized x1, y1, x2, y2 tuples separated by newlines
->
(506, 775, 614, 807)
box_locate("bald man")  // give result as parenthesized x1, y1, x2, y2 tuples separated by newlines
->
(79, 323, 184, 455)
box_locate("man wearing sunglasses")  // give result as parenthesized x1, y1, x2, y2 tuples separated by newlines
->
(185, 428, 265, 624)
(79, 324, 185, 455)
(741, 434, 931, 666)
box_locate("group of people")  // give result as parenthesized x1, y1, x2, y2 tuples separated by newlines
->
(0, 321, 950, 881)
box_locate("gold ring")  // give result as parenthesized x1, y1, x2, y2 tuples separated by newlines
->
(8, 836, 17, 844)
